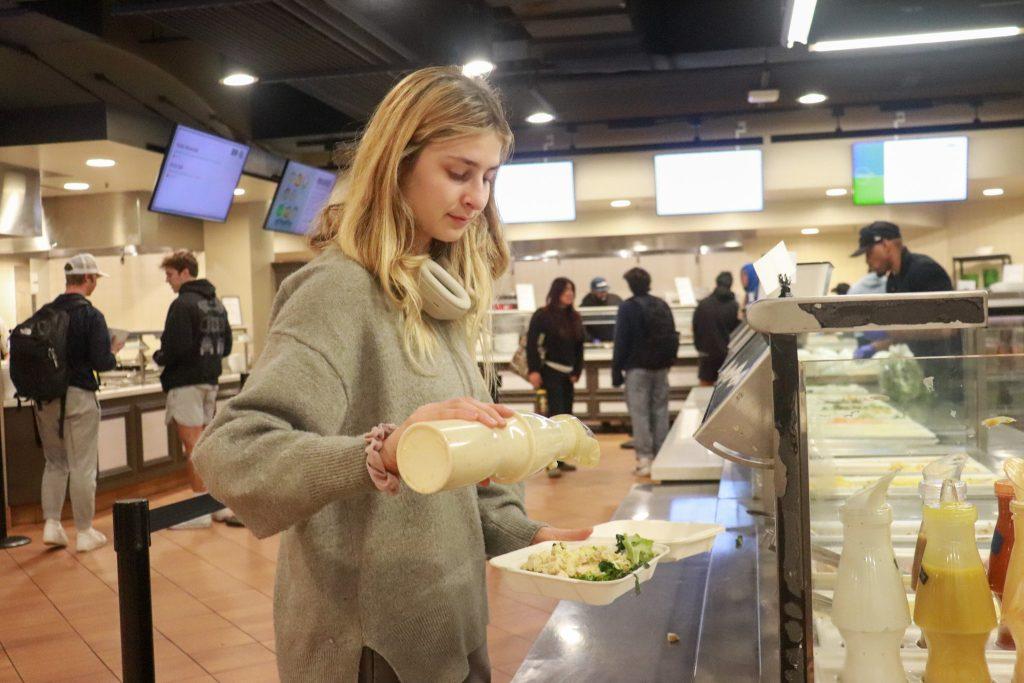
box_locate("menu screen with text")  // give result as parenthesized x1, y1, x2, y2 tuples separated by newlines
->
(263, 160, 336, 235)
(149, 125, 250, 222)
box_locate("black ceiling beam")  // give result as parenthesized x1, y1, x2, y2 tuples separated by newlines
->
(509, 136, 765, 160)
(111, 0, 266, 14)
(770, 118, 1024, 143)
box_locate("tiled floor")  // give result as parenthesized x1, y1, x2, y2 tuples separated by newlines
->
(0, 433, 639, 682)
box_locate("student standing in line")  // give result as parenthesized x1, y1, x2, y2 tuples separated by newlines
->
(526, 277, 585, 478)
(612, 267, 679, 477)
(579, 276, 622, 342)
(692, 271, 740, 386)
(154, 250, 237, 528)
(192, 67, 588, 683)
(35, 254, 123, 552)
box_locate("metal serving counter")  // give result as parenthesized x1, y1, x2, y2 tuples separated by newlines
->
(513, 461, 771, 682)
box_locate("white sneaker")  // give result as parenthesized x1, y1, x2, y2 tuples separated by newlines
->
(634, 457, 653, 477)
(170, 514, 212, 530)
(76, 528, 107, 553)
(43, 519, 69, 547)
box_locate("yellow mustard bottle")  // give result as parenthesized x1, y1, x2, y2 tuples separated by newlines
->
(913, 482, 996, 683)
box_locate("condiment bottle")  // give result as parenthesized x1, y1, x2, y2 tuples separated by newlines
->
(913, 480, 997, 683)
(832, 471, 909, 683)
(911, 453, 968, 591)
(397, 412, 600, 494)
(989, 479, 1016, 650)
(1000, 458, 1024, 680)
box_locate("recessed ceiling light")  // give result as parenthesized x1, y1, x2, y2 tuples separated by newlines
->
(801, 227, 820, 235)
(633, 243, 649, 252)
(617, 249, 633, 258)
(220, 72, 258, 87)
(63, 182, 89, 191)
(610, 199, 631, 208)
(797, 92, 828, 105)
(983, 187, 1005, 197)
(461, 60, 494, 78)
(825, 187, 847, 197)
(809, 26, 1022, 52)
(86, 158, 116, 168)
(699, 245, 710, 255)
(526, 111, 554, 124)
(233, 187, 246, 196)
(724, 240, 742, 248)
(542, 249, 559, 257)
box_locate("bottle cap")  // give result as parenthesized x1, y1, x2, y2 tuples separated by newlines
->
(841, 470, 898, 519)
(920, 453, 968, 505)
(995, 479, 1015, 498)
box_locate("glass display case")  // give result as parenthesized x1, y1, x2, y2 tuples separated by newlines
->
(99, 326, 252, 389)
(737, 289, 1024, 680)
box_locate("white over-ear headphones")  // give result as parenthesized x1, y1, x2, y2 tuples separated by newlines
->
(419, 260, 471, 320)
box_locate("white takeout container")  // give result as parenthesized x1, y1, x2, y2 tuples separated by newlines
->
(591, 520, 724, 562)
(489, 540, 670, 606)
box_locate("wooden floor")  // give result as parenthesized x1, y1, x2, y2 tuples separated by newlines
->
(0, 434, 639, 682)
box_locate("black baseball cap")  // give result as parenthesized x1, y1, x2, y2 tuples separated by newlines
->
(851, 221, 901, 257)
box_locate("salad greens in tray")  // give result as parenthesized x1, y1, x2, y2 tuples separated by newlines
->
(521, 533, 656, 590)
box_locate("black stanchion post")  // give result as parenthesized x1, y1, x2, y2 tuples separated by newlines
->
(0, 456, 29, 548)
(114, 499, 155, 683)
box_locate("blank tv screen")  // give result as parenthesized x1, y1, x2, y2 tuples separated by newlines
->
(852, 136, 968, 205)
(494, 161, 575, 224)
(149, 125, 250, 222)
(264, 161, 336, 235)
(655, 149, 764, 216)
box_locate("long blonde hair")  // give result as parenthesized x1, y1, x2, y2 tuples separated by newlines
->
(309, 66, 513, 377)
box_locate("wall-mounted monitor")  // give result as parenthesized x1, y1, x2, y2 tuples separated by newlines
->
(264, 160, 336, 235)
(149, 125, 250, 223)
(655, 149, 764, 216)
(852, 136, 968, 205)
(494, 160, 575, 224)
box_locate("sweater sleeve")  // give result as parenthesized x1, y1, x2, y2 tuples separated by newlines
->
(192, 330, 373, 538)
(526, 311, 544, 373)
(476, 481, 544, 557)
(153, 299, 192, 367)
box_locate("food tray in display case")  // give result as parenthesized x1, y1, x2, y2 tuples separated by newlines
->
(489, 540, 670, 606)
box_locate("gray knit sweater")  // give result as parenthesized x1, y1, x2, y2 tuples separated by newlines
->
(193, 248, 544, 682)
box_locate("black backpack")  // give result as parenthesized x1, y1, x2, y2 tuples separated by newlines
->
(633, 296, 679, 369)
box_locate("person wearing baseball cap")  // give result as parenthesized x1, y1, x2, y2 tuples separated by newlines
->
(36, 253, 123, 552)
(579, 276, 623, 342)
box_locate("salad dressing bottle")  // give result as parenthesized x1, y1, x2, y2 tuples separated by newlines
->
(1000, 458, 1024, 680)
(832, 471, 909, 683)
(989, 479, 1016, 650)
(911, 453, 968, 592)
(397, 412, 600, 494)
(913, 480, 996, 683)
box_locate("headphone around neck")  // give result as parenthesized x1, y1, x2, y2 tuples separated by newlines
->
(419, 260, 471, 320)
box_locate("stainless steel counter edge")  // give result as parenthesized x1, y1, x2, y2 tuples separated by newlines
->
(2, 373, 243, 408)
(511, 461, 767, 682)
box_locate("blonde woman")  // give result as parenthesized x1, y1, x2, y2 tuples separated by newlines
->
(193, 67, 590, 682)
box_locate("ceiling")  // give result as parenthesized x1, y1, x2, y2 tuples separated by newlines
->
(2, 0, 1023, 163)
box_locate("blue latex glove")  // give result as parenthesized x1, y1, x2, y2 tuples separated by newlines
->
(853, 343, 878, 360)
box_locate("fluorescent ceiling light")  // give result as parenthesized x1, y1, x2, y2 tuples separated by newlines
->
(809, 26, 1021, 52)
(233, 187, 246, 196)
(801, 227, 820, 235)
(610, 199, 631, 208)
(724, 240, 742, 248)
(462, 60, 494, 77)
(526, 111, 554, 124)
(786, 0, 818, 48)
(797, 92, 828, 105)
(86, 158, 116, 168)
(220, 72, 258, 87)
(825, 187, 848, 197)
(63, 182, 89, 191)
(983, 187, 1004, 196)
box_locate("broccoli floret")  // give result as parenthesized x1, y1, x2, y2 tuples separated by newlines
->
(618, 533, 656, 567)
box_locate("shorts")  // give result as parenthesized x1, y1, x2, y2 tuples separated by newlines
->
(165, 384, 218, 427)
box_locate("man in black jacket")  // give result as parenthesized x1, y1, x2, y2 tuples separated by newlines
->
(612, 267, 678, 477)
(692, 271, 740, 385)
(39, 253, 124, 552)
(579, 276, 623, 342)
(155, 250, 234, 528)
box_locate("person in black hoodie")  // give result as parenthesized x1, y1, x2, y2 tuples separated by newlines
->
(37, 253, 123, 552)
(526, 277, 584, 478)
(692, 271, 741, 386)
(154, 250, 235, 528)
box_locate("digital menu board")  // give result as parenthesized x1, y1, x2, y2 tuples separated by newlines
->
(264, 160, 336, 235)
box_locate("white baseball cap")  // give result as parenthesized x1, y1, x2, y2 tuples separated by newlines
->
(64, 253, 109, 277)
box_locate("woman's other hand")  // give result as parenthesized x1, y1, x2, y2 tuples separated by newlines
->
(380, 397, 515, 474)
(528, 371, 542, 389)
(531, 526, 593, 544)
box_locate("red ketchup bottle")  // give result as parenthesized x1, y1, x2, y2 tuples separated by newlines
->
(990, 479, 1017, 650)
